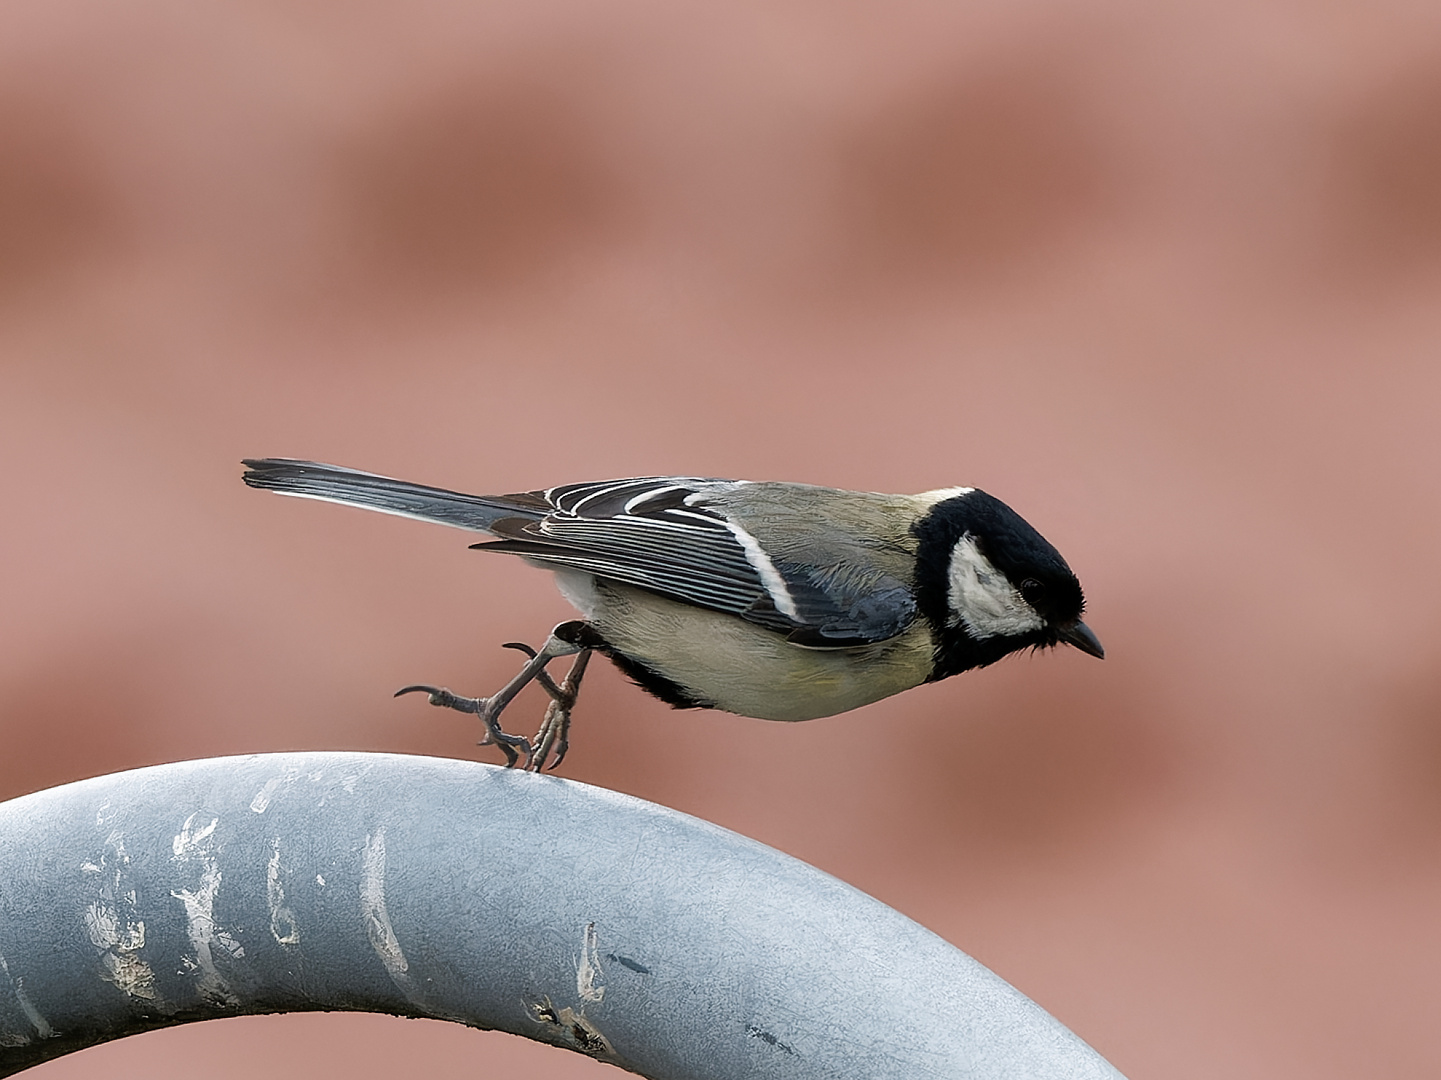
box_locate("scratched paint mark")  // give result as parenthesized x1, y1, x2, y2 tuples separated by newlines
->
(249, 770, 303, 814)
(249, 778, 283, 814)
(531, 996, 616, 1061)
(360, 830, 422, 1005)
(0, 948, 53, 1041)
(266, 839, 300, 945)
(84, 900, 158, 1002)
(524, 924, 624, 1064)
(576, 922, 605, 1003)
(171, 813, 244, 1005)
(172, 814, 217, 855)
(745, 1023, 796, 1055)
(83, 830, 161, 1002)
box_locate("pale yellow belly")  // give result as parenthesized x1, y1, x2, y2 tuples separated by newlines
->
(574, 579, 935, 721)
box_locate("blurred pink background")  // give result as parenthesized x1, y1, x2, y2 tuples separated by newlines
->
(3, 1, 1440, 1077)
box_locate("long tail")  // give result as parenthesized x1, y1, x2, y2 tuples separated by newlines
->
(241, 459, 545, 533)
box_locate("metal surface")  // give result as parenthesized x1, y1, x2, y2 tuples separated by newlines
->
(0, 753, 1124, 1078)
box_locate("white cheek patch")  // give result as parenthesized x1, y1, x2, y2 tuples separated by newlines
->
(946, 535, 1045, 639)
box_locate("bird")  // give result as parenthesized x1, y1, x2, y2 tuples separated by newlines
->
(242, 458, 1102, 771)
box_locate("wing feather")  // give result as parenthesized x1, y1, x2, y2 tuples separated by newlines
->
(475, 477, 916, 646)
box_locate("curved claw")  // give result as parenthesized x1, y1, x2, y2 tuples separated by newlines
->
(394, 684, 483, 713)
(483, 729, 531, 770)
(502, 642, 539, 658)
(395, 681, 528, 768)
(546, 727, 570, 771)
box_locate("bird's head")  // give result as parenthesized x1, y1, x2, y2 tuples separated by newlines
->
(912, 489, 1103, 680)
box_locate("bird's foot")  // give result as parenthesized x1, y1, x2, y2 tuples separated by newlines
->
(394, 684, 532, 767)
(530, 649, 591, 772)
(395, 624, 588, 770)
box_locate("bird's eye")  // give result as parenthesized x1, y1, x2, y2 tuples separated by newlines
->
(1019, 578, 1045, 602)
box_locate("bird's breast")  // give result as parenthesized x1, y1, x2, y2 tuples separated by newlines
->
(577, 580, 934, 722)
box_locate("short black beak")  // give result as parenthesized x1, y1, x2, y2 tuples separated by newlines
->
(1057, 620, 1105, 659)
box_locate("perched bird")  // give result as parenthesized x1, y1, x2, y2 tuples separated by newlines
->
(242, 459, 1102, 771)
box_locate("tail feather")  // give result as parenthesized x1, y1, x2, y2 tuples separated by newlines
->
(241, 458, 543, 533)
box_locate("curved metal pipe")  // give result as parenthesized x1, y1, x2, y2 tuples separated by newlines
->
(0, 753, 1122, 1078)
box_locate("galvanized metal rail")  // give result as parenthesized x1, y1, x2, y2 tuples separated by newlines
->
(0, 752, 1123, 1078)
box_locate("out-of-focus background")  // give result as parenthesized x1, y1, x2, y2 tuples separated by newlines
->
(3, 1, 1440, 1076)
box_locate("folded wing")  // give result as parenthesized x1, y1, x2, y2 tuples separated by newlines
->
(478, 477, 917, 647)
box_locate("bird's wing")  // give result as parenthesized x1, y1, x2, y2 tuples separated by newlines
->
(474, 477, 916, 646)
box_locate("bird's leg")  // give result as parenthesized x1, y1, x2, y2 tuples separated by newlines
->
(396, 627, 582, 768)
(529, 648, 591, 772)
(495, 629, 595, 772)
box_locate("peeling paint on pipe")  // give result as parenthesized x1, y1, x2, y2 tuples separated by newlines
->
(0, 753, 1125, 1079)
